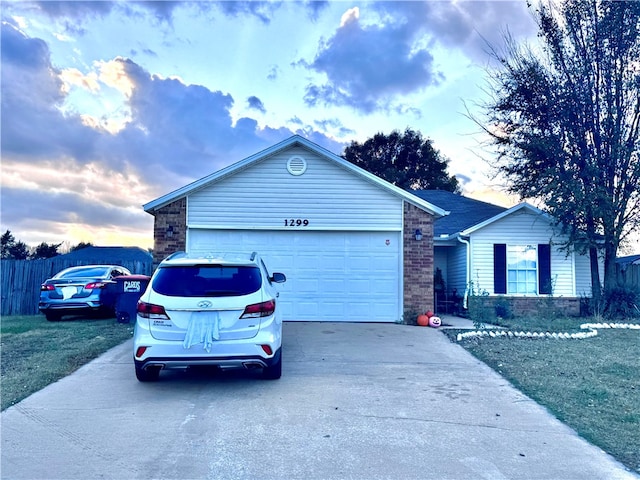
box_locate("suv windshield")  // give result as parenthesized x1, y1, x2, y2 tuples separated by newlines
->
(152, 265, 262, 297)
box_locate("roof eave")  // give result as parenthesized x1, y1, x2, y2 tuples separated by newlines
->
(460, 203, 549, 235)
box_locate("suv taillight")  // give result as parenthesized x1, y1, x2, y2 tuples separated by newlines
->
(137, 301, 170, 320)
(240, 299, 276, 319)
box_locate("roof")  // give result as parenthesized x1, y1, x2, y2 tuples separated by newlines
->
(143, 135, 448, 218)
(59, 246, 152, 262)
(411, 190, 507, 237)
(616, 254, 640, 266)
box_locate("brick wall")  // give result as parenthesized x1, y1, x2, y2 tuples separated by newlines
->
(403, 202, 435, 319)
(151, 198, 187, 267)
(469, 295, 582, 318)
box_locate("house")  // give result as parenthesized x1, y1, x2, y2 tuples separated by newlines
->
(60, 246, 152, 264)
(144, 135, 598, 321)
(143, 135, 447, 323)
(56, 246, 153, 276)
(413, 190, 597, 317)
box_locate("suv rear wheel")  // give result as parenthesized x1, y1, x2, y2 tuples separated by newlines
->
(262, 350, 282, 380)
(136, 365, 161, 382)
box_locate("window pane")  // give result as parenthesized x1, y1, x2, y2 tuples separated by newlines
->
(506, 244, 539, 295)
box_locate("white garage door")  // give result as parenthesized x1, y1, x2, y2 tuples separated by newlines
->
(188, 230, 402, 322)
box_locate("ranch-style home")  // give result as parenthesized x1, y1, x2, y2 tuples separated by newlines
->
(144, 135, 597, 322)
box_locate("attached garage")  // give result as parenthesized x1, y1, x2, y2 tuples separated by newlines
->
(189, 230, 400, 321)
(144, 135, 446, 322)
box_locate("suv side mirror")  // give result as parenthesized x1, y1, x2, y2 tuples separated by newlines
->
(270, 272, 286, 283)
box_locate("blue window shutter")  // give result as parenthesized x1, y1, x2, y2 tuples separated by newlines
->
(494, 244, 507, 294)
(538, 244, 552, 294)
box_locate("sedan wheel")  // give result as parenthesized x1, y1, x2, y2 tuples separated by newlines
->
(45, 312, 62, 322)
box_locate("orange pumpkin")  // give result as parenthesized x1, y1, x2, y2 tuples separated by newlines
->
(417, 314, 430, 326)
(429, 316, 442, 328)
(426, 310, 434, 318)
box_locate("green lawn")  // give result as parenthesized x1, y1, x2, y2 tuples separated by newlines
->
(0, 315, 133, 411)
(445, 317, 640, 475)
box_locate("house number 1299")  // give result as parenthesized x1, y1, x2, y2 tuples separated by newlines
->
(284, 219, 309, 227)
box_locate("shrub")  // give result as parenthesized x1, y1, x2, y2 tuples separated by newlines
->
(494, 296, 513, 319)
(605, 286, 640, 319)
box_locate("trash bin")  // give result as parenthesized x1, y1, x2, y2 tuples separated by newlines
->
(114, 275, 151, 324)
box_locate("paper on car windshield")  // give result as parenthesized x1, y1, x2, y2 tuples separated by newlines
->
(183, 312, 220, 352)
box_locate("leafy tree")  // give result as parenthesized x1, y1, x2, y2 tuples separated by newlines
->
(71, 242, 93, 252)
(0, 230, 29, 260)
(480, 0, 640, 307)
(342, 128, 460, 192)
(30, 242, 62, 259)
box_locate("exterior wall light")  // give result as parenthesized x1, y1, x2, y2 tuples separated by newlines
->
(415, 229, 423, 241)
(166, 225, 174, 238)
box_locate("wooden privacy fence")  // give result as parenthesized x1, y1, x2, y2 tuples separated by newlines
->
(617, 262, 640, 290)
(1, 258, 153, 316)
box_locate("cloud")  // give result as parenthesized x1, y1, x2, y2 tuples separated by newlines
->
(0, 21, 100, 161)
(247, 96, 267, 114)
(300, 1, 535, 113)
(216, 1, 280, 24)
(0, 25, 344, 246)
(267, 65, 279, 81)
(302, 5, 443, 114)
(302, 0, 330, 21)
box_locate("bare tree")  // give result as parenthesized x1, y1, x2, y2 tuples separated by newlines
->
(480, 0, 640, 306)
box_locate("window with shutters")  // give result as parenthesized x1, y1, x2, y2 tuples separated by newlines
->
(507, 245, 538, 294)
(494, 243, 552, 296)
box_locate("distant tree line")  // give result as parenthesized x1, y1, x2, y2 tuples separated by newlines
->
(0, 230, 93, 260)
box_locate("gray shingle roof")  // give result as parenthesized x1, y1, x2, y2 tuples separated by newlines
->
(410, 190, 507, 237)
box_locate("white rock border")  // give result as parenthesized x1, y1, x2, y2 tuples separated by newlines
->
(456, 322, 640, 342)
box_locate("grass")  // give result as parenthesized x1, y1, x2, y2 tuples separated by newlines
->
(444, 316, 640, 475)
(0, 315, 134, 411)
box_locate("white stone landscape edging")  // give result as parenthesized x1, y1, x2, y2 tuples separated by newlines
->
(456, 323, 640, 342)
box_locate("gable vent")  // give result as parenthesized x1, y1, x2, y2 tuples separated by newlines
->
(287, 156, 307, 176)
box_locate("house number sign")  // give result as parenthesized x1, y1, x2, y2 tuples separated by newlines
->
(284, 219, 309, 227)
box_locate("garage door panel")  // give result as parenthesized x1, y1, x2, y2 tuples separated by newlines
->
(188, 230, 400, 322)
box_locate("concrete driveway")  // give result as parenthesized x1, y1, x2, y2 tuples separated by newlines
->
(1, 320, 637, 480)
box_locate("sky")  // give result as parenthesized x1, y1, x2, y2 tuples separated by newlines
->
(1, 1, 636, 254)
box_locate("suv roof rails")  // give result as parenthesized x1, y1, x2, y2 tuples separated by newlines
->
(164, 251, 187, 261)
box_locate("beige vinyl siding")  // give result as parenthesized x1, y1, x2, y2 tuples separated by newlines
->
(187, 146, 403, 231)
(469, 210, 577, 296)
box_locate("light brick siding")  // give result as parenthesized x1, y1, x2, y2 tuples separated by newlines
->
(403, 202, 435, 318)
(151, 198, 187, 267)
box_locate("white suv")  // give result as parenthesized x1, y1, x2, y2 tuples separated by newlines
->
(133, 252, 286, 382)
